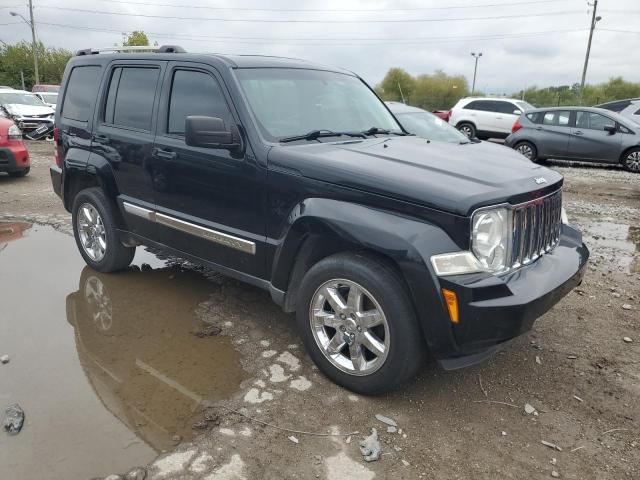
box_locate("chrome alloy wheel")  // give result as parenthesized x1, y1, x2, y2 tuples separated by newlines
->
(459, 124, 473, 138)
(625, 151, 640, 172)
(310, 279, 390, 376)
(84, 275, 113, 331)
(516, 143, 534, 160)
(77, 203, 107, 262)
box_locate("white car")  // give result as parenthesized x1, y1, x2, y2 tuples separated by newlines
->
(0, 89, 55, 133)
(596, 98, 640, 125)
(34, 92, 58, 110)
(449, 97, 534, 140)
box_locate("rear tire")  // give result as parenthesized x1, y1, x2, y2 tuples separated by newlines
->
(296, 252, 424, 394)
(457, 122, 476, 139)
(514, 141, 538, 162)
(72, 187, 135, 272)
(9, 167, 30, 177)
(622, 147, 640, 172)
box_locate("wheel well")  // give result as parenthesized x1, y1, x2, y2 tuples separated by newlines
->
(64, 172, 100, 212)
(456, 120, 475, 128)
(282, 234, 407, 313)
(619, 145, 640, 164)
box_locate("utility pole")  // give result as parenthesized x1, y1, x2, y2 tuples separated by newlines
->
(397, 81, 406, 104)
(20, 71, 25, 90)
(28, 0, 39, 85)
(580, 0, 601, 104)
(471, 52, 482, 95)
(10, 1, 39, 85)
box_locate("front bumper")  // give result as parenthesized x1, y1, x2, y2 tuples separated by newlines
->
(0, 145, 30, 172)
(436, 224, 589, 368)
(14, 117, 54, 132)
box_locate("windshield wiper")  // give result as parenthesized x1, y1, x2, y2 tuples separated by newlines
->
(280, 129, 365, 143)
(361, 127, 410, 136)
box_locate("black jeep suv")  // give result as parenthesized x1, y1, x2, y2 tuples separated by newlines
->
(50, 46, 589, 394)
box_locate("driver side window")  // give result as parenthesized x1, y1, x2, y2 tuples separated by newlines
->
(167, 70, 232, 135)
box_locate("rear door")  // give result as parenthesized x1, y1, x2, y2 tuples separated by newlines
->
(92, 61, 164, 238)
(568, 111, 623, 162)
(150, 62, 267, 278)
(535, 110, 572, 158)
(492, 101, 521, 134)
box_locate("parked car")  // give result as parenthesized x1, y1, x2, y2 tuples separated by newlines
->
(51, 46, 588, 394)
(32, 84, 60, 93)
(0, 89, 55, 134)
(432, 110, 450, 122)
(34, 92, 58, 110)
(596, 98, 640, 124)
(386, 101, 529, 158)
(505, 107, 640, 172)
(449, 97, 534, 139)
(0, 117, 30, 177)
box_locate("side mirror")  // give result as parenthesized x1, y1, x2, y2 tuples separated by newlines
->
(513, 109, 522, 115)
(604, 124, 617, 135)
(185, 116, 241, 151)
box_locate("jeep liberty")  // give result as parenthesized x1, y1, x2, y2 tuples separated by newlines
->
(50, 46, 589, 394)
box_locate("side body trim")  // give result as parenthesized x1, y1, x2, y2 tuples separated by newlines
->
(122, 201, 256, 255)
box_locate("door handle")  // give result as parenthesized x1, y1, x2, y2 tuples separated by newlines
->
(573, 131, 584, 136)
(535, 126, 543, 130)
(153, 148, 177, 160)
(92, 134, 110, 144)
(496, 116, 503, 119)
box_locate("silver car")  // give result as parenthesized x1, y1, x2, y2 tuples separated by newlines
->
(505, 106, 640, 172)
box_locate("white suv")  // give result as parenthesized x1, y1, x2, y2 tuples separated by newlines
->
(449, 97, 534, 140)
(597, 98, 640, 125)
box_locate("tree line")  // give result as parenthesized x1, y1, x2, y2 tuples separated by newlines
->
(0, 32, 150, 89)
(376, 67, 640, 110)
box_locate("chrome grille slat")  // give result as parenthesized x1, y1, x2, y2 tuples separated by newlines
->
(509, 190, 562, 271)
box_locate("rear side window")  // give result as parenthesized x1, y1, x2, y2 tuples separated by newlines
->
(464, 100, 482, 111)
(542, 111, 571, 127)
(104, 67, 160, 131)
(526, 112, 543, 124)
(61, 66, 101, 122)
(167, 70, 232, 135)
(495, 101, 518, 114)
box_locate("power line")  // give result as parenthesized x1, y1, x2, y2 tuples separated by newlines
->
(33, 21, 587, 46)
(599, 28, 640, 34)
(33, 6, 584, 23)
(89, 0, 566, 13)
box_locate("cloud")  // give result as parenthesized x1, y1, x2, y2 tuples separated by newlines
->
(1, 0, 637, 93)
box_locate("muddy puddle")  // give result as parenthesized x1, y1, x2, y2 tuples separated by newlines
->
(0, 221, 246, 480)
(581, 220, 640, 273)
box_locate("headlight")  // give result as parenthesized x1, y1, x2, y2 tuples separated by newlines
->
(471, 207, 510, 272)
(7, 124, 22, 140)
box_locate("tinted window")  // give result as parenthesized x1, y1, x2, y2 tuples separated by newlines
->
(542, 111, 571, 127)
(634, 108, 640, 115)
(526, 112, 543, 124)
(61, 66, 101, 122)
(495, 101, 519, 114)
(576, 111, 613, 131)
(168, 70, 231, 135)
(109, 67, 160, 131)
(464, 100, 481, 110)
(599, 100, 630, 112)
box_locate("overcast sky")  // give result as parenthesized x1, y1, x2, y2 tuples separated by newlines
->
(1, 0, 638, 93)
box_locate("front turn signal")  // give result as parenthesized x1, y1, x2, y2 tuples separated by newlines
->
(442, 288, 459, 324)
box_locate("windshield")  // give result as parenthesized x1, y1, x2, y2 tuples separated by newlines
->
(236, 68, 402, 142)
(396, 112, 469, 143)
(0, 92, 46, 106)
(516, 101, 534, 111)
(40, 94, 57, 104)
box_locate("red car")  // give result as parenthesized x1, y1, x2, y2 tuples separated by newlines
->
(0, 117, 30, 177)
(432, 110, 451, 122)
(32, 84, 60, 93)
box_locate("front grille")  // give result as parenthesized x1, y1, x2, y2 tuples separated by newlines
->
(510, 189, 562, 268)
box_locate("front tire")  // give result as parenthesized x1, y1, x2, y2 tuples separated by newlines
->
(622, 148, 640, 172)
(296, 252, 424, 394)
(514, 141, 538, 162)
(72, 187, 135, 272)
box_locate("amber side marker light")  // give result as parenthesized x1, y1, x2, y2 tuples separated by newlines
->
(442, 288, 460, 324)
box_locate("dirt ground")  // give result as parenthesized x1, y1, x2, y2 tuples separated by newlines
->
(0, 141, 638, 480)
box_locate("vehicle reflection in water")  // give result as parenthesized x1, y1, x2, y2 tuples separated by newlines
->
(65, 266, 246, 452)
(0, 221, 31, 253)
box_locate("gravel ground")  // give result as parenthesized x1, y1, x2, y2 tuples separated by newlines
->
(1, 142, 638, 480)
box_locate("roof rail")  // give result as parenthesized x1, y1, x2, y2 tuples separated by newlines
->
(75, 45, 186, 56)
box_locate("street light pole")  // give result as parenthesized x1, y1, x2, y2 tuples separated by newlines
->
(580, 0, 601, 104)
(471, 52, 482, 95)
(10, 1, 39, 85)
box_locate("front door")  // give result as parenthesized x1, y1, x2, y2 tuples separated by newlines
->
(92, 62, 165, 239)
(568, 111, 622, 162)
(150, 63, 267, 279)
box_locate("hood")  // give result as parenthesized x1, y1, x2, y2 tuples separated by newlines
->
(3, 103, 55, 117)
(268, 136, 563, 216)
